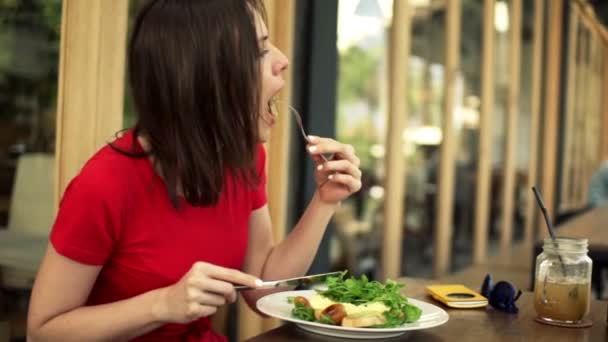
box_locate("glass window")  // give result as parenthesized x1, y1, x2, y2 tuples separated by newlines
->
(450, 0, 483, 272)
(488, 0, 511, 251)
(0, 0, 61, 229)
(514, 0, 535, 241)
(332, 0, 393, 279)
(402, 0, 446, 278)
(0, 1, 61, 339)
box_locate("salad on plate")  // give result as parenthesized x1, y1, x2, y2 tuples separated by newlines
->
(288, 272, 422, 328)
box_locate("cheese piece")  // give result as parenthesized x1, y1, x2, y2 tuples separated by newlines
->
(341, 313, 387, 328)
(308, 294, 389, 317)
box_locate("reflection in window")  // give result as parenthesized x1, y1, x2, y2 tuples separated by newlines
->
(333, 0, 393, 280)
(0, 2, 61, 340)
(489, 0, 511, 249)
(0, 0, 61, 227)
(401, 1, 446, 278)
(514, 1, 535, 241)
(449, 0, 483, 273)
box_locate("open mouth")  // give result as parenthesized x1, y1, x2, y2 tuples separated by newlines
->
(265, 98, 278, 125)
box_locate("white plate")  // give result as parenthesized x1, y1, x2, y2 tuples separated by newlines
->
(256, 290, 449, 339)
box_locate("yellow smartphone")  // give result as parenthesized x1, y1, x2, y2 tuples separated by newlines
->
(426, 284, 488, 309)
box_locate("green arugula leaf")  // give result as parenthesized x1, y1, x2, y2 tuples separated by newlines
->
(314, 272, 421, 328)
(291, 301, 315, 322)
(318, 314, 336, 325)
(403, 303, 422, 323)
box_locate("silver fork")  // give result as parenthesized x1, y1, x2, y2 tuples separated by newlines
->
(271, 100, 333, 186)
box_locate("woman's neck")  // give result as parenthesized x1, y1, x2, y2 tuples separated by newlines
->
(137, 133, 184, 196)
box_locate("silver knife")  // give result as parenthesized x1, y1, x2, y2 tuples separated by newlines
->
(234, 271, 342, 291)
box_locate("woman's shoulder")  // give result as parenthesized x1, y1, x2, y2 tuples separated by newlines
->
(83, 146, 137, 182)
(66, 132, 140, 198)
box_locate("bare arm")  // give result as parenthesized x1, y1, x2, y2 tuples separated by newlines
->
(27, 244, 165, 342)
(28, 244, 260, 341)
(259, 192, 338, 277)
(241, 193, 336, 307)
(242, 136, 361, 308)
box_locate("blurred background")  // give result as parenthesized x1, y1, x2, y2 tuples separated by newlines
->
(1, 0, 608, 341)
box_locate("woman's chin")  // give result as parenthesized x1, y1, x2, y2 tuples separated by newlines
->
(257, 130, 270, 143)
(257, 113, 275, 143)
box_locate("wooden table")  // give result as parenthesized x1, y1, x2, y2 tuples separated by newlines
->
(245, 278, 608, 342)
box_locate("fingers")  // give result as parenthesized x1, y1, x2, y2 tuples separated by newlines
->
(307, 136, 360, 167)
(187, 287, 227, 306)
(194, 262, 261, 288)
(189, 277, 235, 299)
(317, 160, 362, 179)
(326, 173, 362, 193)
(188, 303, 217, 319)
(311, 154, 325, 165)
(307, 137, 362, 193)
(190, 262, 260, 303)
(168, 262, 257, 323)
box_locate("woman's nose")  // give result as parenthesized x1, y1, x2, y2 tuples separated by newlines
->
(273, 49, 289, 75)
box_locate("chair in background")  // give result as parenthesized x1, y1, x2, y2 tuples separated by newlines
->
(0, 153, 54, 307)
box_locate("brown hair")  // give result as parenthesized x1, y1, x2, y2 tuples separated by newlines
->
(124, 0, 266, 207)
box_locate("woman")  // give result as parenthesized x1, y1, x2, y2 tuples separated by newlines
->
(27, 0, 361, 341)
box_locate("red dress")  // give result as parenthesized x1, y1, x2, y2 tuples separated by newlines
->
(50, 130, 266, 341)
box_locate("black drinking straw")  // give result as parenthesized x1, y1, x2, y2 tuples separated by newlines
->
(532, 187, 568, 276)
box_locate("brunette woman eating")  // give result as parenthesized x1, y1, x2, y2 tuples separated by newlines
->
(26, 0, 362, 341)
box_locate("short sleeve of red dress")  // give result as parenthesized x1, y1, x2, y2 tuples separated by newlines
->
(50, 158, 127, 265)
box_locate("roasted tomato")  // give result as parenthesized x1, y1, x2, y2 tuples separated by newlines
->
(321, 304, 346, 325)
(293, 296, 311, 307)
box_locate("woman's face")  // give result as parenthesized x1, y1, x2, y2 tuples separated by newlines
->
(255, 13, 289, 142)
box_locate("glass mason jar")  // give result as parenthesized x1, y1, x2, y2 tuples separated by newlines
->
(533, 237, 592, 324)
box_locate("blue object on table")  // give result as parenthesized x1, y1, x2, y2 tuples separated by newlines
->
(481, 274, 522, 314)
